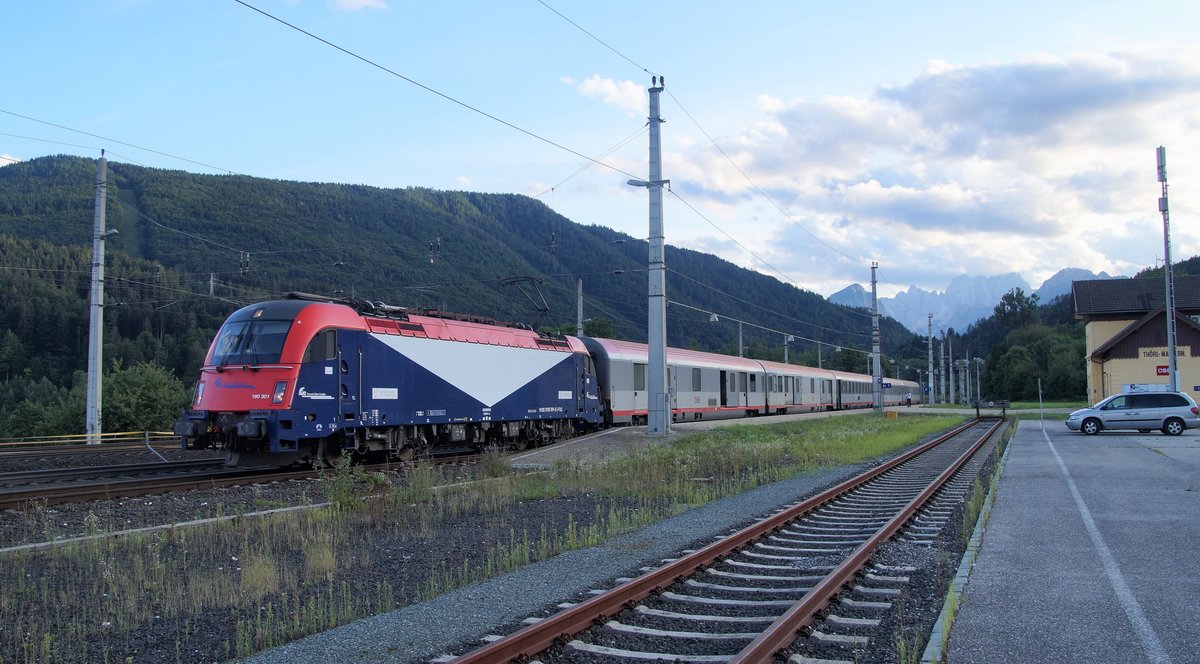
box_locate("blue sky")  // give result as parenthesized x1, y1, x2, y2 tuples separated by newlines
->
(4, 0, 1200, 298)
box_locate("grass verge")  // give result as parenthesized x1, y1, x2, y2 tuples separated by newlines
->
(0, 412, 964, 662)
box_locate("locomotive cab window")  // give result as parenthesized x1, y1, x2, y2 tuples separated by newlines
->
(210, 319, 293, 366)
(302, 330, 338, 363)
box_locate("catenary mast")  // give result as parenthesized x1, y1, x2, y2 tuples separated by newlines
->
(628, 77, 670, 435)
(871, 263, 882, 411)
(86, 151, 110, 444)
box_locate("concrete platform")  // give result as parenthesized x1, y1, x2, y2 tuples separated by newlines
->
(948, 420, 1200, 663)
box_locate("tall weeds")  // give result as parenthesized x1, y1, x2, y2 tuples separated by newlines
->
(0, 413, 962, 661)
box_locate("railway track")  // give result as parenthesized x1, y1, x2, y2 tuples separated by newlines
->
(0, 461, 312, 511)
(0, 459, 225, 487)
(0, 451, 484, 511)
(450, 417, 1005, 664)
(0, 441, 180, 460)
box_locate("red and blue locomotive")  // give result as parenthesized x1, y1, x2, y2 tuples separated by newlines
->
(174, 293, 603, 466)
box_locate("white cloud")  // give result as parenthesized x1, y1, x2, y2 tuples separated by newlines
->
(0, 154, 18, 167)
(663, 46, 1200, 294)
(565, 75, 644, 116)
(331, 0, 387, 11)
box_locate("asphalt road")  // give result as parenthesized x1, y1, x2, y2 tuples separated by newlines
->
(948, 420, 1200, 664)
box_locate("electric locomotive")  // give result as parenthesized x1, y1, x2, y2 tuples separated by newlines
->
(174, 293, 603, 466)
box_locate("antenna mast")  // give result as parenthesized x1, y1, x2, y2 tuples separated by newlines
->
(1158, 146, 1179, 391)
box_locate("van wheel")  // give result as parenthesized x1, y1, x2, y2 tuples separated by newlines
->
(1162, 418, 1185, 436)
(1081, 418, 1101, 435)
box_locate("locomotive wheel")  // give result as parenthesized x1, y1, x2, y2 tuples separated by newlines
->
(510, 436, 529, 452)
(314, 439, 341, 468)
(394, 445, 415, 461)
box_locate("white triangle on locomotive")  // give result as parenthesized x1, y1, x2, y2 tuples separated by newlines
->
(371, 334, 571, 407)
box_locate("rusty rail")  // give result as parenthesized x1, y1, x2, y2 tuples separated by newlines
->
(450, 418, 991, 664)
(0, 467, 317, 510)
(731, 416, 1003, 662)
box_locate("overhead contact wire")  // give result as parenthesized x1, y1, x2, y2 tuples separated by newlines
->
(233, 0, 640, 183)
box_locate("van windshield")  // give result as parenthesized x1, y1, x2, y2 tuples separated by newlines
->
(209, 320, 292, 365)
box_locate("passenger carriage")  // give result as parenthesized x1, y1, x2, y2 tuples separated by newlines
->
(758, 360, 837, 413)
(580, 337, 768, 424)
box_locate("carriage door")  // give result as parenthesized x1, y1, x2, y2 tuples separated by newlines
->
(720, 370, 729, 407)
(668, 366, 678, 411)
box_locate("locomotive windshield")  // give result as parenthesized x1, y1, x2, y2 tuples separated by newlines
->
(209, 319, 293, 366)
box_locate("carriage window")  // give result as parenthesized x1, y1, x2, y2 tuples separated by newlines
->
(692, 368, 702, 391)
(302, 330, 338, 362)
(738, 373, 747, 392)
(634, 363, 646, 391)
(750, 374, 757, 392)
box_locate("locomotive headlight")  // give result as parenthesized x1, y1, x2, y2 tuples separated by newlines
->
(272, 380, 288, 404)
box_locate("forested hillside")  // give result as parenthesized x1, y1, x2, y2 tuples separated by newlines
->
(0, 155, 915, 435)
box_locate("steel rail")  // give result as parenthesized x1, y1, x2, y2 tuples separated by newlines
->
(0, 432, 176, 448)
(0, 467, 318, 510)
(449, 418, 988, 664)
(0, 442, 184, 459)
(731, 416, 1004, 663)
(0, 454, 479, 511)
(0, 459, 224, 485)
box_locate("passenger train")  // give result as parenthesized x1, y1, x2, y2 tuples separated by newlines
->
(174, 293, 920, 466)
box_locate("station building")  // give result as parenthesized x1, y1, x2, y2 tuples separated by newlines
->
(1073, 275, 1200, 403)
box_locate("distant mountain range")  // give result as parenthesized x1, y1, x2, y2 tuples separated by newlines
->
(829, 268, 1120, 333)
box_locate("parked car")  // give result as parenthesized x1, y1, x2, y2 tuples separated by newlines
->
(1065, 391, 1200, 435)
